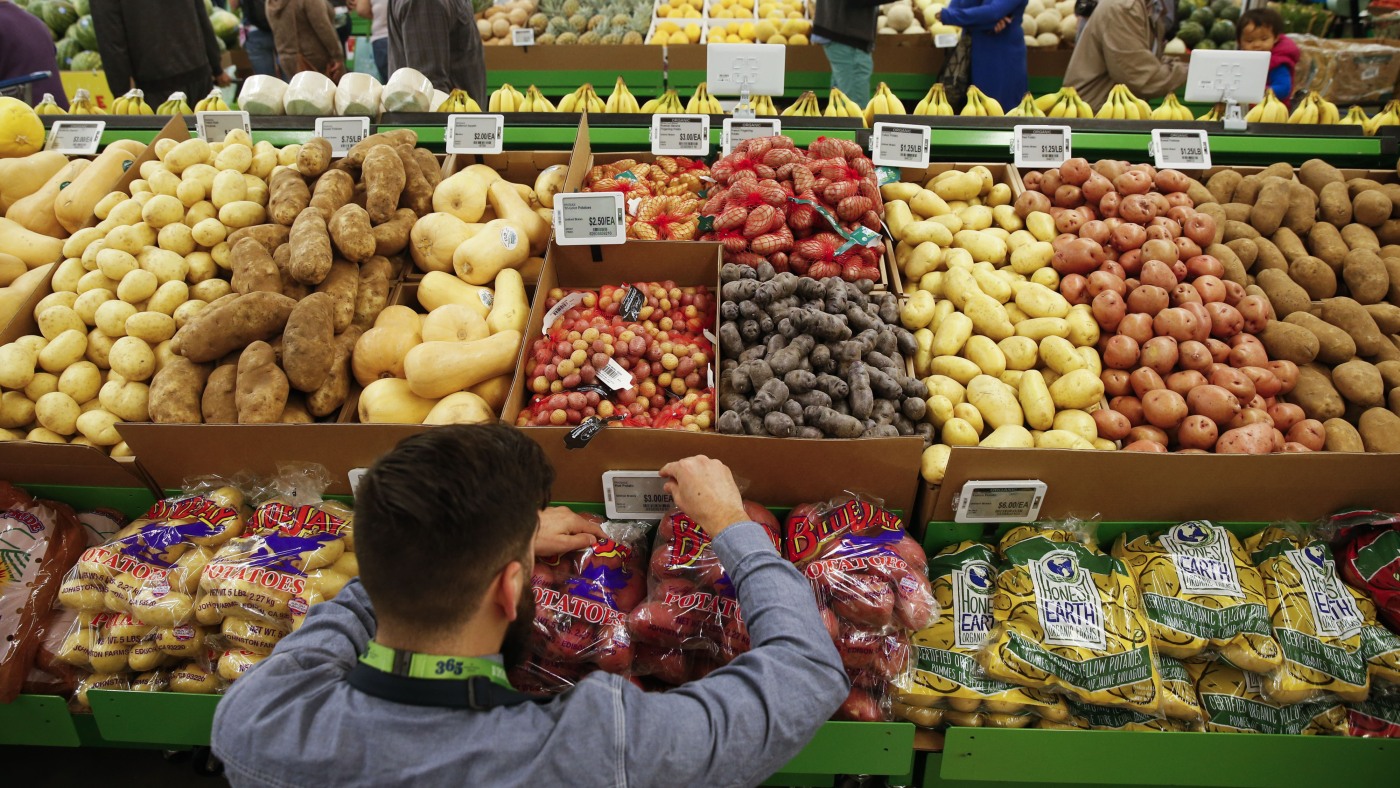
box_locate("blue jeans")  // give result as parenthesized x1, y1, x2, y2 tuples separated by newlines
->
(372, 37, 388, 82)
(244, 27, 277, 76)
(821, 41, 873, 108)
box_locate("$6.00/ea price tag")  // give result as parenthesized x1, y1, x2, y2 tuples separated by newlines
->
(446, 113, 505, 155)
(651, 114, 710, 156)
(1012, 125, 1070, 169)
(552, 192, 627, 246)
(45, 120, 104, 155)
(314, 116, 371, 157)
(1150, 129, 1211, 170)
(870, 122, 930, 169)
(602, 471, 673, 520)
(954, 480, 1048, 523)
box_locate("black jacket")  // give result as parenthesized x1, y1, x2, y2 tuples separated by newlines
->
(813, 0, 882, 52)
(92, 0, 222, 96)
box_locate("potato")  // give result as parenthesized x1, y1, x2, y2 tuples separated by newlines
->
(1353, 190, 1392, 228)
(218, 200, 267, 230)
(99, 378, 150, 422)
(1039, 335, 1084, 375)
(362, 146, 407, 225)
(930, 355, 981, 385)
(1289, 256, 1336, 300)
(1341, 249, 1390, 305)
(980, 424, 1034, 448)
(931, 312, 973, 356)
(94, 299, 138, 338)
(1343, 223, 1380, 252)
(35, 391, 80, 435)
(297, 137, 333, 177)
(190, 278, 232, 304)
(329, 203, 376, 263)
(235, 341, 288, 424)
(1014, 317, 1071, 341)
(1255, 269, 1310, 318)
(229, 237, 282, 295)
(1215, 422, 1274, 454)
(999, 336, 1038, 371)
(1333, 359, 1385, 407)
(901, 290, 936, 330)
(1309, 223, 1348, 270)
(1284, 312, 1356, 365)
(0, 391, 34, 428)
(283, 293, 336, 392)
(117, 269, 159, 304)
(1015, 282, 1070, 319)
(353, 256, 392, 331)
(920, 444, 952, 484)
(1323, 418, 1365, 452)
(1321, 297, 1387, 358)
(1017, 370, 1054, 430)
(316, 260, 359, 334)
(24, 371, 57, 401)
(372, 207, 416, 258)
(200, 364, 238, 423)
(1257, 320, 1319, 365)
(171, 291, 297, 363)
(58, 361, 101, 404)
(967, 375, 1023, 429)
(1048, 368, 1104, 410)
(37, 329, 87, 373)
(37, 305, 85, 341)
(1250, 176, 1290, 236)
(1289, 364, 1345, 420)
(1359, 407, 1400, 452)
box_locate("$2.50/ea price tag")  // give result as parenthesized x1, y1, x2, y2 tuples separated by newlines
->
(1151, 129, 1211, 170)
(45, 120, 104, 155)
(553, 192, 627, 246)
(722, 117, 780, 155)
(602, 471, 673, 520)
(1012, 125, 1071, 169)
(870, 122, 931, 169)
(954, 480, 1048, 523)
(196, 110, 250, 142)
(314, 116, 371, 157)
(651, 114, 710, 156)
(446, 113, 505, 155)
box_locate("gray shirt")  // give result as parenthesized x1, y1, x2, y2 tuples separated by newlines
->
(211, 522, 849, 788)
(386, 0, 485, 106)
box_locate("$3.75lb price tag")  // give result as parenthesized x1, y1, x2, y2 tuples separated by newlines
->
(602, 471, 673, 520)
(1151, 129, 1211, 170)
(870, 122, 931, 169)
(1012, 125, 1071, 169)
(553, 192, 627, 246)
(651, 114, 710, 156)
(446, 113, 505, 155)
(45, 120, 104, 155)
(314, 116, 371, 157)
(722, 117, 780, 155)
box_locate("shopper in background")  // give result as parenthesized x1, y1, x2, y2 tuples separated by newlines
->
(91, 0, 229, 108)
(813, 0, 880, 108)
(266, 0, 346, 79)
(212, 426, 848, 788)
(230, 0, 279, 76)
(352, 0, 389, 81)
(388, 0, 485, 105)
(1063, 0, 1186, 109)
(936, 0, 1029, 112)
(0, 0, 69, 108)
(1238, 7, 1299, 108)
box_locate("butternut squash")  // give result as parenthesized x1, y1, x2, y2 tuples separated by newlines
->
(352, 324, 421, 386)
(408, 212, 478, 273)
(0, 217, 64, 268)
(418, 271, 493, 318)
(0, 252, 26, 286)
(432, 169, 488, 223)
(373, 305, 423, 334)
(423, 391, 494, 425)
(451, 218, 530, 286)
(422, 304, 489, 343)
(404, 330, 522, 398)
(6, 159, 91, 238)
(0, 151, 69, 213)
(467, 374, 512, 411)
(54, 140, 147, 233)
(486, 268, 528, 335)
(357, 377, 439, 423)
(463, 164, 503, 185)
(487, 179, 550, 255)
(519, 256, 544, 285)
(0, 263, 54, 326)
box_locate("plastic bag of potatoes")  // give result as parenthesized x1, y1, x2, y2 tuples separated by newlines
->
(1187, 655, 1350, 735)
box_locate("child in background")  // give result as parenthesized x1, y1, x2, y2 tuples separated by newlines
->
(1238, 7, 1300, 108)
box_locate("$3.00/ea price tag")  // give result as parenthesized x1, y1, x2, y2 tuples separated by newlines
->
(651, 114, 710, 156)
(1011, 125, 1071, 169)
(870, 122, 931, 169)
(954, 480, 1048, 524)
(44, 120, 104, 155)
(314, 116, 371, 157)
(196, 110, 251, 142)
(552, 192, 627, 246)
(1150, 129, 1211, 170)
(602, 471, 674, 520)
(446, 113, 505, 155)
(722, 117, 780, 155)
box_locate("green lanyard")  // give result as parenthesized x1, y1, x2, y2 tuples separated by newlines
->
(358, 641, 514, 690)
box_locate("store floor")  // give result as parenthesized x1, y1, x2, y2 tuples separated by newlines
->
(1, 746, 228, 786)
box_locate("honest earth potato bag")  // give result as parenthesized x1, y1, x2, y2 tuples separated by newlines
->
(1188, 656, 1349, 735)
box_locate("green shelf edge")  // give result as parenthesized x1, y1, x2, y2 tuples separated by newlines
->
(20, 484, 158, 519)
(86, 690, 221, 747)
(0, 694, 79, 746)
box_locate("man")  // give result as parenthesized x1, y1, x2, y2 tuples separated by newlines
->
(813, 0, 879, 108)
(91, 0, 230, 108)
(0, 0, 68, 108)
(1064, 0, 1186, 110)
(212, 425, 848, 787)
(388, 0, 485, 107)
(230, 0, 278, 77)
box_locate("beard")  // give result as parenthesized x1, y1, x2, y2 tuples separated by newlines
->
(501, 582, 536, 672)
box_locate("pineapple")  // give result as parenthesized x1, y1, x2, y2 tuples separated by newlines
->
(561, 0, 581, 16)
(568, 13, 588, 31)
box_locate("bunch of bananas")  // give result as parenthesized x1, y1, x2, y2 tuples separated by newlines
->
(1006, 93, 1046, 118)
(1340, 105, 1370, 129)
(823, 87, 864, 124)
(1197, 105, 1222, 122)
(960, 86, 1003, 117)
(489, 84, 527, 112)
(685, 83, 723, 114)
(436, 88, 483, 112)
(604, 77, 640, 113)
(111, 89, 154, 116)
(780, 91, 824, 116)
(1244, 88, 1289, 123)
(560, 84, 606, 113)
(1286, 91, 1340, 124)
(1094, 84, 1150, 120)
(68, 88, 104, 114)
(194, 88, 229, 112)
(1365, 99, 1400, 135)
(748, 95, 779, 116)
(34, 93, 66, 115)
(861, 82, 906, 125)
(1150, 92, 1193, 121)
(912, 83, 954, 116)
(156, 92, 193, 115)
(641, 89, 685, 113)
(518, 86, 557, 112)
(1035, 86, 1093, 118)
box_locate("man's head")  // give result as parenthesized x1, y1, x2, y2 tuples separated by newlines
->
(355, 424, 553, 649)
(1238, 8, 1284, 53)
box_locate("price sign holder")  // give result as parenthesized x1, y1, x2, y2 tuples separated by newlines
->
(954, 480, 1048, 524)
(512, 27, 535, 46)
(602, 471, 673, 520)
(1011, 125, 1071, 169)
(314, 116, 371, 156)
(870, 122, 931, 169)
(44, 120, 104, 155)
(707, 43, 786, 114)
(1150, 129, 1211, 170)
(446, 113, 505, 155)
(196, 110, 250, 142)
(553, 192, 627, 246)
(722, 118, 780, 155)
(650, 114, 710, 156)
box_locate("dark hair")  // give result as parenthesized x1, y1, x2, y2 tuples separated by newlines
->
(1238, 8, 1285, 38)
(355, 425, 554, 630)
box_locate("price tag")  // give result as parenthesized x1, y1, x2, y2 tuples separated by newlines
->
(553, 192, 627, 246)
(348, 468, 368, 496)
(602, 471, 673, 520)
(650, 114, 710, 156)
(512, 27, 535, 46)
(44, 120, 104, 155)
(954, 480, 1048, 524)
(196, 110, 251, 142)
(314, 116, 371, 157)
(934, 33, 960, 48)
(446, 113, 505, 154)
(1012, 125, 1071, 169)
(722, 117, 780, 155)
(541, 291, 584, 333)
(870, 122, 930, 169)
(596, 358, 634, 391)
(1151, 129, 1211, 170)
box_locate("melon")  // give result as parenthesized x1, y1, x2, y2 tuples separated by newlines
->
(0, 97, 45, 158)
(887, 4, 914, 32)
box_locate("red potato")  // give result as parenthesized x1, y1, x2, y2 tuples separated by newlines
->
(829, 574, 896, 630)
(1282, 442, 1312, 452)
(1128, 425, 1171, 445)
(1080, 220, 1112, 245)
(1082, 173, 1113, 203)
(1054, 184, 1084, 208)
(1052, 233, 1078, 253)
(1166, 370, 1208, 397)
(1130, 367, 1166, 397)
(1111, 395, 1147, 426)
(1183, 213, 1217, 247)
(1060, 274, 1090, 305)
(1099, 260, 1127, 279)
(1146, 191, 1171, 214)
(1171, 283, 1204, 306)
(1178, 340, 1212, 371)
(633, 644, 692, 685)
(1150, 217, 1182, 239)
(1022, 171, 1043, 192)
(1099, 191, 1122, 218)
(1015, 190, 1051, 217)
(1111, 222, 1147, 251)
(1236, 296, 1271, 333)
(1174, 237, 1203, 261)
(1061, 158, 1093, 185)
(1178, 301, 1213, 342)
(1093, 408, 1132, 440)
(1246, 394, 1268, 411)
(1054, 237, 1105, 274)
(1143, 389, 1189, 429)
(1141, 239, 1179, 266)
(1186, 255, 1225, 280)
(1118, 250, 1143, 277)
(1040, 169, 1063, 194)
(1088, 270, 1127, 297)
(1268, 402, 1306, 432)
(1056, 209, 1089, 235)
(1204, 302, 1244, 339)
(1187, 384, 1242, 425)
(1286, 419, 1326, 450)
(1153, 308, 1199, 343)
(1154, 169, 1190, 193)
(1222, 280, 1246, 305)
(1101, 369, 1133, 396)
(1216, 422, 1275, 454)
(1115, 170, 1154, 195)
(1103, 335, 1142, 369)
(838, 688, 885, 722)
(1121, 194, 1157, 224)
(1140, 260, 1177, 290)
(1239, 366, 1282, 398)
(1125, 439, 1168, 452)
(1095, 159, 1129, 181)
(1140, 336, 1180, 375)
(1228, 408, 1274, 430)
(1177, 414, 1219, 450)
(1127, 285, 1169, 316)
(1210, 366, 1257, 403)
(1168, 205, 1196, 224)
(1193, 275, 1227, 303)
(1267, 360, 1299, 394)
(1166, 192, 1195, 209)
(1206, 338, 1232, 363)
(1093, 290, 1127, 332)
(628, 600, 694, 649)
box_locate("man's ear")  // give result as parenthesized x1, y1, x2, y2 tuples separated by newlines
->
(497, 560, 526, 622)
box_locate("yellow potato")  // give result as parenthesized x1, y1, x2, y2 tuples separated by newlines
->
(930, 299, 955, 332)
(952, 401, 985, 434)
(1018, 369, 1054, 430)
(910, 188, 952, 217)
(971, 264, 1012, 303)
(964, 335, 1006, 377)
(58, 360, 101, 403)
(999, 336, 1038, 370)
(1015, 317, 1072, 341)
(126, 312, 177, 344)
(1029, 267, 1060, 290)
(885, 200, 915, 238)
(218, 200, 267, 229)
(1010, 241, 1054, 275)
(926, 394, 955, 428)
(923, 374, 967, 405)
(968, 374, 1023, 428)
(920, 443, 952, 484)
(930, 355, 981, 385)
(1026, 211, 1056, 242)
(141, 194, 185, 229)
(1035, 429, 1094, 449)
(954, 230, 1008, 264)
(1076, 346, 1102, 376)
(958, 205, 994, 231)
(35, 391, 80, 435)
(1039, 335, 1086, 375)
(37, 329, 87, 372)
(138, 247, 188, 284)
(943, 417, 981, 446)
(900, 290, 936, 330)
(962, 294, 1013, 341)
(1066, 305, 1100, 348)
(914, 328, 934, 377)
(931, 311, 973, 356)
(1053, 410, 1098, 443)
(1048, 368, 1106, 410)
(905, 242, 944, 280)
(980, 424, 1035, 448)
(992, 204, 1021, 232)
(902, 220, 955, 247)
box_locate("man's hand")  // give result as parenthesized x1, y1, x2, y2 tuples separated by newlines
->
(327, 60, 347, 81)
(994, 15, 1013, 33)
(534, 507, 607, 557)
(659, 456, 750, 538)
(214, 72, 232, 87)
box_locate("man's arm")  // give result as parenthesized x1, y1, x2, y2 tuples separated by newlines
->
(304, 0, 345, 65)
(1100, 4, 1187, 100)
(91, 0, 133, 99)
(939, 0, 1027, 30)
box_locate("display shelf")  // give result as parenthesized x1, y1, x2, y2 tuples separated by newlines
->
(920, 521, 1275, 554)
(86, 690, 220, 747)
(19, 484, 158, 519)
(0, 695, 80, 746)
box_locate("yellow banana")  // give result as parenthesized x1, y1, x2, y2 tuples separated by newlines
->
(1097, 86, 1117, 119)
(69, 88, 102, 114)
(1034, 90, 1065, 113)
(1340, 105, 1369, 128)
(194, 87, 228, 112)
(1198, 105, 1222, 121)
(35, 93, 66, 115)
(1318, 97, 1340, 124)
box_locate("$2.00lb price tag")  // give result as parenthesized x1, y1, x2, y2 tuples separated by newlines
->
(1151, 129, 1211, 170)
(314, 116, 371, 157)
(722, 117, 780, 155)
(1012, 125, 1070, 169)
(871, 122, 931, 169)
(954, 480, 1047, 523)
(45, 120, 104, 155)
(446, 113, 505, 155)
(553, 192, 627, 246)
(651, 114, 710, 156)
(602, 471, 674, 520)
(196, 110, 250, 142)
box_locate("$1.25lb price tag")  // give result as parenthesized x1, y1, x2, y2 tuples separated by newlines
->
(602, 471, 673, 520)
(651, 114, 710, 156)
(1012, 125, 1070, 169)
(196, 110, 250, 142)
(553, 192, 626, 246)
(954, 480, 1048, 524)
(45, 120, 104, 155)
(722, 117, 780, 155)
(871, 122, 931, 169)
(1151, 129, 1211, 170)
(315, 116, 371, 157)
(446, 113, 504, 155)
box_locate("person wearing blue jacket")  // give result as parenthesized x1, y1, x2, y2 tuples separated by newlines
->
(937, 0, 1029, 112)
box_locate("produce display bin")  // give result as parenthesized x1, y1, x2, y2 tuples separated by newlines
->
(0, 695, 81, 747)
